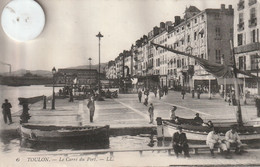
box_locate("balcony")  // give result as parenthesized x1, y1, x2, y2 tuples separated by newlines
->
(237, 22, 244, 31)
(237, 0, 244, 10)
(249, 18, 257, 27)
(234, 42, 260, 54)
(147, 64, 153, 69)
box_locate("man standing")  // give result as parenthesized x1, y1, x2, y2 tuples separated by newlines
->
(206, 128, 229, 158)
(172, 126, 190, 158)
(87, 97, 95, 123)
(225, 125, 243, 154)
(181, 89, 186, 99)
(170, 106, 177, 120)
(148, 103, 154, 124)
(138, 90, 142, 103)
(2, 99, 13, 124)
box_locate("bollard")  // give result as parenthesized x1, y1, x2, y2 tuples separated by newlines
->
(20, 103, 31, 124)
(43, 96, 46, 109)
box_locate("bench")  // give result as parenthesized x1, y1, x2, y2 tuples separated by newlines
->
(32, 144, 248, 157)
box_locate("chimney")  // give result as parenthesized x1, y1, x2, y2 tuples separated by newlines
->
(166, 21, 172, 27)
(160, 22, 165, 29)
(221, 4, 225, 10)
(228, 5, 232, 11)
(153, 26, 159, 36)
(174, 16, 181, 25)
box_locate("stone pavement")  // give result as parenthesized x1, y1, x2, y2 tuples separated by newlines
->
(2, 90, 260, 132)
(1, 91, 260, 166)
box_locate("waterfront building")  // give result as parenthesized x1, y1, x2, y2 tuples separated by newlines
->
(165, 5, 234, 92)
(56, 68, 98, 86)
(234, 0, 260, 95)
(105, 61, 117, 79)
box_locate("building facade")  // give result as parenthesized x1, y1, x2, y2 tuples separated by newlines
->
(234, 0, 260, 94)
(107, 4, 234, 92)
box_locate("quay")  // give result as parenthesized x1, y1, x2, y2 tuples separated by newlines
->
(1, 91, 260, 166)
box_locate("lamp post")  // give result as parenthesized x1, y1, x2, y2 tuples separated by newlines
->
(96, 32, 103, 99)
(51, 67, 56, 110)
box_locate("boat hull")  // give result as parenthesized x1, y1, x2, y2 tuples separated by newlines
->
(20, 124, 110, 143)
(162, 120, 260, 143)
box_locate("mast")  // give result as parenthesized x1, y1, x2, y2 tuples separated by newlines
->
(150, 41, 244, 125)
(230, 40, 243, 125)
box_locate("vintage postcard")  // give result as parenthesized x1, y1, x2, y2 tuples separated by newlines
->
(0, 0, 260, 166)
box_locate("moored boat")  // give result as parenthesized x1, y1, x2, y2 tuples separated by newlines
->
(162, 118, 260, 143)
(19, 124, 110, 143)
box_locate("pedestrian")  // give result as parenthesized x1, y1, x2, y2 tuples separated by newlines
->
(170, 106, 177, 120)
(138, 90, 142, 103)
(172, 126, 190, 158)
(148, 103, 154, 124)
(2, 99, 13, 125)
(206, 128, 229, 158)
(143, 95, 149, 106)
(224, 125, 243, 154)
(197, 88, 201, 99)
(181, 89, 186, 99)
(255, 96, 260, 117)
(154, 87, 157, 97)
(87, 96, 95, 123)
(191, 89, 195, 98)
(69, 89, 74, 102)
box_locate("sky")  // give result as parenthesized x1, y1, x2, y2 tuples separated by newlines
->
(0, 0, 237, 72)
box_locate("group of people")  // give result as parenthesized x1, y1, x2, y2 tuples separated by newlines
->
(172, 124, 243, 159)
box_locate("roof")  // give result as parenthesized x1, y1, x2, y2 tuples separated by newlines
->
(185, 6, 201, 13)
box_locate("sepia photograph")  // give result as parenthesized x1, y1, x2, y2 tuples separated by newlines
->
(0, 0, 260, 166)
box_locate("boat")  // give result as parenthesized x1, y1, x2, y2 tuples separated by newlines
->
(161, 118, 260, 143)
(18, 95, 44, 105)
(151, 41, 260, 144)
(19, 124, 110, 143)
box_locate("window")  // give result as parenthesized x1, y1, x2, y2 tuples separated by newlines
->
(187, 35, 190, 42)
(182, 26, 184, 30)
(201, 14, 204, 20)
(215, 27, 221, 37)
(251, 54, 258, 70)
(251, 29, 256, 43)
(239, 13, 244, 23)
(215, 50, 221, 63)
(201, 53, 204, 59)
(215, 14, 220, 19)
(239, 56, 246, 70)
(251, 8, 256, 19)
(182, 58, 185, 66)
(194, 32, 197, 40)
(237, 33, 243, 46)
(194, 19, 197, 24)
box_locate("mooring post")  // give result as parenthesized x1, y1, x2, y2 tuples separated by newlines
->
(43, 95, 46, 109)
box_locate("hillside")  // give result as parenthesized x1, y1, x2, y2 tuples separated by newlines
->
(0, 63, 108, 77)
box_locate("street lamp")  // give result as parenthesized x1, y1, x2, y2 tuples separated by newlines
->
(96, 32, 103, 99)
(51, 67, 56, 110)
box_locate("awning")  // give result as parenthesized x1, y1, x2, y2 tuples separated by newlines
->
(179, 37, 184, 41)
(217, 78, 243, 85)
(193, 75, 216, 80)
